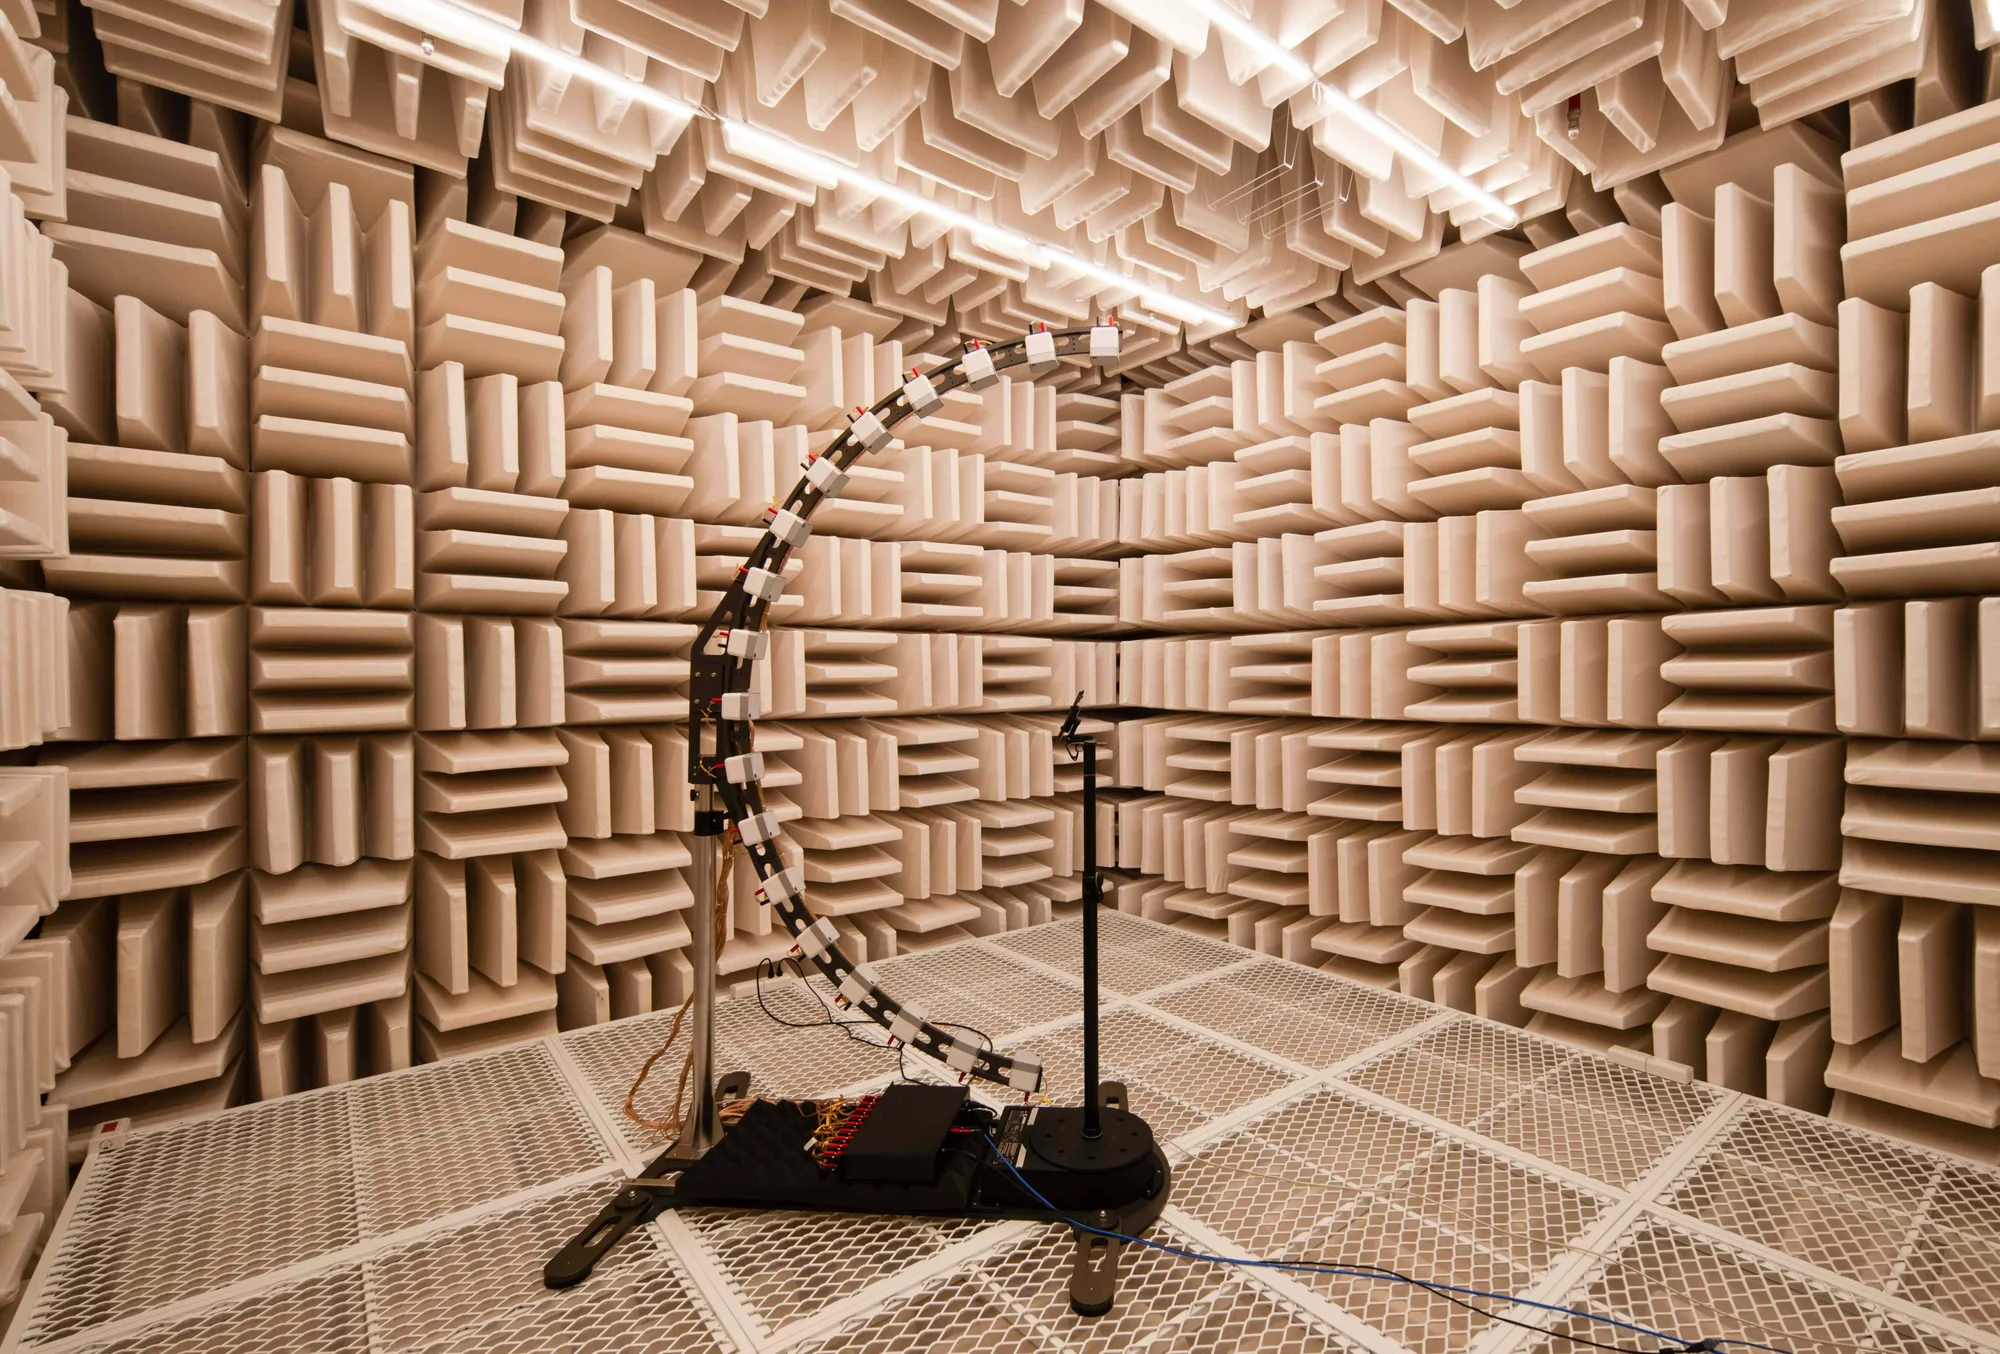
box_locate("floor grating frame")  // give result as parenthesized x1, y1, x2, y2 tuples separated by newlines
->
(7, 913, 1998, 1354)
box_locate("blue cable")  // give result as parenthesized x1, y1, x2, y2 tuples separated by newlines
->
(981, 1134, 1791, 1354)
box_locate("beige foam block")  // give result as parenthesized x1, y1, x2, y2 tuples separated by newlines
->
(411, 957, 557, 1036)
(1845, 85, 2000, 185)
(1515, 379, 1583, 495)
(1703, 1007, 1774, 1094)
(1598, 357, 1673, 488)
(251, 360, 412, 440)
(415, 775, 566, 860)
(1897, 897, 1969, 1063)
(1651, 995, 1717, 1069)
(249, 858, 409, 932)
(247, 612, 417, 738)
(1750, 462, 1834, 605)
(1906, 280, 1977, 444)
(1509, 848, 1586, 969)
(416, 719, 568, 778)
(251, 943, 407, 1026)
(1848, 81, 1912, 151)
(1657, 116, 1840, 208)
(112, 295, 188, 457)
(45, 223, 246, 333)
(1646, 952, 1828, 1022)
(184, 868, 246, 1045)
(1764, 1012, 1833, 1112)
(114, 880, 193, 1064)
(1974, 905, 2000, 1080)
(416, 314, 562, 384)
(1512, 729, 1672, 855)
(306, 1006, 356, 1087)
(94, 0, 289, 115)
(1833, 418, 2000, 495)
(414, 852, 469, 995)
(1703, 186, 1774, 328)
(466, 854, 519, 988)
(1840, 164, 2000, 308)
(1654, 483, 1721, 606)
(1522, 545, 1667, 616)
(1900, 596, 1975, 739)
(1522, 967, 1667, 1031)
(1596, 854, 1668, 992)
(361, 990, 412, 1076)
(62, 1063, 246, 1159)
(255, 164, 321, 333)
(252, 899, 410, 979)
(108, 604, 186, 741)
(1832, 601, 1904, 736)
(567, 905, 694, 966)
(414, 1004, 558, 1062)
(1660, 201, 1723, 340)
(565, 382, 693, 441)
(250, 318, 411, 398)
(1771, 162, 1842, 327)
(567, 872, 690, 933)
(1550, 367, 1626, 488)
(1521, 222, 1664, 290)
(40, 289, 115, 448)
(1417, 948, 1490, 1011)
(1462, 953, 1529, 1026)
(415, 361, 471, 491)
(1838, 742, 2000, 906)
(65, 465, 253, 560)
(1662, 312, 1839, 387)
(67, 112, 244, 217)
(1703, 473, 1783, 605)
(1826, 1030, 2000, 1129)
(1652, 731, 1719, 859)
(1658, 605, 1837, 736)
(53, 1008, 245, 1113)
(1829, 1089, 2000, 1163)
(245, 740, 300, 874)
(1553, 847, 1620, 979)
(36, 897, 113, 1061)
(1660, 365, 1840, 448)
(555, 957, 609, 1030)
(1520, 309, 1676, 379)
(1648, 897, 1829, 970)
(1835, 296, 1909, 455)
(0, 945, 56, 1091)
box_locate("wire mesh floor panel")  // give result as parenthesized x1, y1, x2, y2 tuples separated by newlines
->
(9, 915, 1999, 1354)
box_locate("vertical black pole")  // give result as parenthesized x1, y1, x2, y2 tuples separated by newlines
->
(1081, 736, 1101, 1139)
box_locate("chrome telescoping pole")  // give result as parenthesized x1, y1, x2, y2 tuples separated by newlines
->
(679, 788, 724, 1158)
(1081, 735, 1102, 1139)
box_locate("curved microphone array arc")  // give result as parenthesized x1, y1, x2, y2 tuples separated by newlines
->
(690, 322, 1125, 1095)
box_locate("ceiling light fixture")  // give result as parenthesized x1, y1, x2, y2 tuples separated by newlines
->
(1171, 0, 1519, 228)
(376, 0, 1243, 332)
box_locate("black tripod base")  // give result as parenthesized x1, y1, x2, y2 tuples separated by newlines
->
(546, 1094, 1173, 1317)
(1020, 1105, 1156, 1203)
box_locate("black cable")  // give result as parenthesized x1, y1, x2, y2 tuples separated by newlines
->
(981, 1135, 1786, 1354)
(763, 955, 999, 1050)
(752, 958, 997, 1087)
(749, 961, 1779, 1354)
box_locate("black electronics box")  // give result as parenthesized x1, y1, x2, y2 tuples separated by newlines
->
(838, 1085, 969, 1182)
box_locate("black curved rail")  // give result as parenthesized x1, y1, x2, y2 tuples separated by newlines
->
(687, 323, 1125, 1096)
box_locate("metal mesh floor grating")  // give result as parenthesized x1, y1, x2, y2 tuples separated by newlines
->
(7, 914, 1999, 1354)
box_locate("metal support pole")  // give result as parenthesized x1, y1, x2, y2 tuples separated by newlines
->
(679, 798, 725, 1158)
(1081, 736, 1101, 1140)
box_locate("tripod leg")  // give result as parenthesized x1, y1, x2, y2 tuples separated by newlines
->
(1069, 1210, 1124, 1317)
